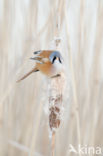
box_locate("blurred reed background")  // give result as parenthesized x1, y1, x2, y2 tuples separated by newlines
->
(0, 0, 103, 156)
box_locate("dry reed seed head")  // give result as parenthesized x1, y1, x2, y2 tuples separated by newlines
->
(49, 95, 62, 106)
(49, 106, 60, 130)
(48, 71, 66, 132)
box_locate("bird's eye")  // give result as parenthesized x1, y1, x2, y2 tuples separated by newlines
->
(52, 56, 57, 64)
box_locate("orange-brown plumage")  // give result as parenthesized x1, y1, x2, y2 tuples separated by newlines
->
(17, 50, 63, 82)
(35, 50, 53, 76)
(39, 50, 53, 58)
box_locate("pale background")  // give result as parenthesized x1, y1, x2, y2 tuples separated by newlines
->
(0, 0, 103, 156)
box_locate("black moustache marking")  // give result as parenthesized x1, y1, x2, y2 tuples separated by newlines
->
(59, 58, 62, 63)
(52, 56, 57, 64)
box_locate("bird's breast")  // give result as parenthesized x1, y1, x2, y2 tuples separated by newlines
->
(36, 61, 63, 77)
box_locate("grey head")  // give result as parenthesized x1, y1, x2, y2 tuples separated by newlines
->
(49, 51, 63, 64)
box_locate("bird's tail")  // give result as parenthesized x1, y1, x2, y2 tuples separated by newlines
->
(17, 67, 39, 82)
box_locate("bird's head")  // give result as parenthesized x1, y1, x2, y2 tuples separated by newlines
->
(49, 51, 63, 64)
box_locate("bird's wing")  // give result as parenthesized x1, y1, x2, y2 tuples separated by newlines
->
(33, 50, 42, 55)
(17, 67, 39, 82)
(30, 56, 50, 64)
(30, 56, 44, 64)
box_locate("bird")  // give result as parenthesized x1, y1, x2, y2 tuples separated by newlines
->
(17, 50, 63, 82)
